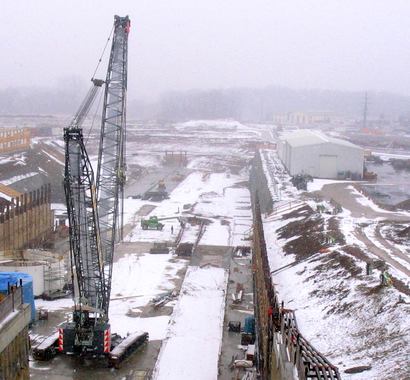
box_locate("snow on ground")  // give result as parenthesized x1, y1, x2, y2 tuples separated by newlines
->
(35, 250, 186, 339)
(348, 185, 396, 214)
(231, 221, 252, 246)
(128, 153, 162, 168)
(260, 149, 299, 204)
(179, 223, 201, 244)
(194, 187, 250, 219)
(35, 297, 74, 312)
(187, 156, 213, 170)
(153, 266, 228, 380)
(307, 178, 354, 192)
(372, 151, 410, 160)
(259, 149, 410, 378)
(126, 218, 179, 243)
(110, 253, 184, 306)
(125, 171, 252, 246)
(175, 119, 262, 138)
(379, 224, 410, 256)
(109, 252, 185, 337)
(200, 221, 230, 246)
(122, 198, 153, 224)
(111, 314, 170, 340)
(263, 207, 410, 379)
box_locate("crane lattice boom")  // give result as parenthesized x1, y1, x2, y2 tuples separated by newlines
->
(97, 15, 130, 310)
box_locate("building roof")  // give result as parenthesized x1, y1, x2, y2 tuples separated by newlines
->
(280, 129, 361, 150)
(0, 183, 22, 205)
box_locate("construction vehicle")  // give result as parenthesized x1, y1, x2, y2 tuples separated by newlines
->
(142, 179, 169, 201)
(141, 216, 164, 230)
(55, 15, 147, 361)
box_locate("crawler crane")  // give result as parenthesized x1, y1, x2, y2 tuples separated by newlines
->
(57, 15, 147, 360)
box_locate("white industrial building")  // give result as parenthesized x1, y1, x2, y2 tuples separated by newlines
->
(277, 130, 364, 179)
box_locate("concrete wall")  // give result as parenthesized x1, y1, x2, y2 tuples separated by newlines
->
(0, 287, 30, 380)
(249, 154, 273, 214)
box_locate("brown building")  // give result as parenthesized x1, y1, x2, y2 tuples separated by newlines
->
(0, 128, 31, 154)
(0, 184, 54, 258)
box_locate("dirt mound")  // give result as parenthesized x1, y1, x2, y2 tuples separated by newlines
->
(311, 250, 362, 279)
(277, 206, 345, 260)
(281, 204, 312, 220)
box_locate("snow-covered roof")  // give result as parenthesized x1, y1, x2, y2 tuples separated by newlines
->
(0, 183, 21, 204)
(281, 129, 361, 150)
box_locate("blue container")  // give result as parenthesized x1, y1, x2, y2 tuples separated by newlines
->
(244, 316, 255, 335)
(0, 272, 35, 322)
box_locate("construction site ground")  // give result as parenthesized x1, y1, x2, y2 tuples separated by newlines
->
(317, 182, 410, 277)
(30, 244, 254, 380)
(218, 251, 254, 380)
(29, 167, 194, 379)
(261, 149, 410, 379)
(19, 121, 410, 379)
(28, 120, 257, 379)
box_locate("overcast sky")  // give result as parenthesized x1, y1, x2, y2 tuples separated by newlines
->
(1, 1, 410, 99)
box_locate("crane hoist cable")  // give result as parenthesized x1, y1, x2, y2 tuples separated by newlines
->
(85, 86, 104, 145)
(85, 25, 115, 145)
(84, 24, 114, 146)
(91, 24, 115, 81)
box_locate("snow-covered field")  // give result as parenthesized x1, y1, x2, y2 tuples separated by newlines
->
(125, 171, 252, 246)
(109, 252, 186, 337)
(35, 250, 186, 340)
(153, 266, 228, 380)
(264, 206, 410, 379)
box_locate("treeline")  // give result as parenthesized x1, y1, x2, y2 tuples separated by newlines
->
(128, 86, 410, 121)
(2, 84, 410, 121)
(0, 86, 84, 115)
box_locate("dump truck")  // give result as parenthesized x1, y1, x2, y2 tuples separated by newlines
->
(141, 216, 164, 230)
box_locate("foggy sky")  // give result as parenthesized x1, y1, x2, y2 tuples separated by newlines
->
(1, 1, 410, 100)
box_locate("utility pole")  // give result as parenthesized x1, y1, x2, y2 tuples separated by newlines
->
(363, 92, 368, 129)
